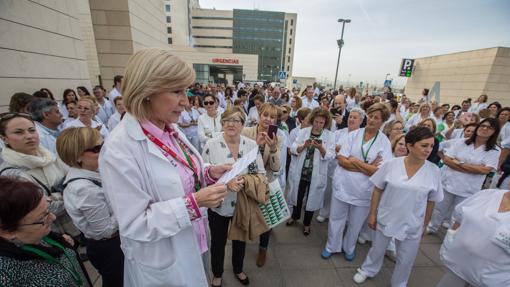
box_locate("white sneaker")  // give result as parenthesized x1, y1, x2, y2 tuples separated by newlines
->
(316, 216, 326, 223)
(442, 221, 451, 229)
(425, 226, 436, 235)
(357, 237, 367, 244)
(353, 268, 368, 284)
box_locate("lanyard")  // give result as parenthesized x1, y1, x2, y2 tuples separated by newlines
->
(361, 130, 379, 163)
(142, 126, 202, 192)
(21, 237, 83, 286)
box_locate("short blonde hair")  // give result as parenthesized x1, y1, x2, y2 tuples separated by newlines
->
(122, 48, 195, 121)
(259, 103, 278, 118)
(57, 127, 101, 167)
(221, 106, 246, 125)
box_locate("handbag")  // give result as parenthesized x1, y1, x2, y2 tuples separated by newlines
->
(258, 179, 291, 229)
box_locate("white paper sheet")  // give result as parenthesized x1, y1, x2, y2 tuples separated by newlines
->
(217, 147, 258, 184)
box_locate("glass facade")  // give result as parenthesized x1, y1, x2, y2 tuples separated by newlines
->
(193, 64, 210, 84)
(233, 9, 285, 81)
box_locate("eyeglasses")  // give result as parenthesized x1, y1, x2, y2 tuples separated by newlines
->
(84, 143, 103, 153)
(203, 101, 215, 106)
(479, 124, 494, 130)
(222, 118, 243, 125)
(0, 112, 33, 122)
(20, 210, 51, 227)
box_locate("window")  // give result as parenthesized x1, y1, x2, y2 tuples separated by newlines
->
(168, 37, 172, 44)
(291, 19, 294, 26)
(289, 38, 292, 44)
(290, 29, 293, 35)
(288, 56, 290, 62)
(167, 27, 172, 34)
(288, 48, 291, 54)
(166, 16, 171, 23)
(165, 4, 171, 12)
(287, 65, 290, 71)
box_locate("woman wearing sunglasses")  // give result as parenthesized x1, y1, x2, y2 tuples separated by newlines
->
(0, 112, 79, 237)
(57, 127, 123, 287)
(197, 94, 222, 150)
(0, 177, 89, 286)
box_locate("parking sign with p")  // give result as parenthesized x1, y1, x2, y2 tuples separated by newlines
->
(400, 59, 414, 77)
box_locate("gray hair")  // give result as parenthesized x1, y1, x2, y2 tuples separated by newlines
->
(27, 98, 58, 122)
(349, 107, 365, 119)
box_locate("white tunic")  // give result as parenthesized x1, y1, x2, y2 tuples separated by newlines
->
(440, 189, 510, 287)
(370, 157, 443, 240)
(301, 97, 320, 109)
(288, 127, 335, 211)
(442, 139, 500, 197)
(197, 112, 222, 147)
(333, 128, 393, 207)
(178, 109, 200, 140)
(327, 128, 350, 177)
(63, 118, 109, 139)
(500, 122, 510, 148)
(246, 107, 259, 126)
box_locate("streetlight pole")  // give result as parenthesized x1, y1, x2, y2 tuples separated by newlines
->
(333, 18, 351, 91)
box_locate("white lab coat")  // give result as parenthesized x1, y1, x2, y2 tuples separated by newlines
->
(99, 113, 208, 287)
(440, 189, 510, 287)
(288, 127, 335, 211)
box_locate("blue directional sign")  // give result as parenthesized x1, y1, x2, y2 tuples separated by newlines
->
(384, 79, 392, 87)
(278, 71, 287, 80)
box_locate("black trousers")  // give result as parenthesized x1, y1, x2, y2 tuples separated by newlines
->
(86, 235, 124, 287)
(208, 209, 246, 277)
(292, 179, 314, 226)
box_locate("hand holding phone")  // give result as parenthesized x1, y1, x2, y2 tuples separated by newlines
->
(267, 124, 278, 139)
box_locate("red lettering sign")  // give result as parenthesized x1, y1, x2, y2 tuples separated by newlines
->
(212, 58, 239, 64)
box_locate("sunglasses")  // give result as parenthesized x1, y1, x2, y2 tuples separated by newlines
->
(0, 112, 33, 122)
(203, 101, 215, 106)
(84, 143, 103, 153)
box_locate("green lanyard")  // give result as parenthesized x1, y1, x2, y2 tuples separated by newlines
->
(21, 237, 83, 286)
(361, 130, 379, 163)
(178, 143, 202, 192)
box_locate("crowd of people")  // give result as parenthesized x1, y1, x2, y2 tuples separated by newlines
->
(0, 47, 509, 287)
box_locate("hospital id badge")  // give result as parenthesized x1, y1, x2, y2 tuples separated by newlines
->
(304, 158, 311, 168)
(492, 226, 510, 254)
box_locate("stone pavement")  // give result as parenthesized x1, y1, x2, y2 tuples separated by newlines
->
(85, 219, 447, 287)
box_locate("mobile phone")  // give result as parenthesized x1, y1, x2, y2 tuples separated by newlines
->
(268, 124, 278, 139)
(330, 107, 340, 116)
(314, 139, 323, 145)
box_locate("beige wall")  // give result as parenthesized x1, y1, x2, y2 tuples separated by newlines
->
(77, 0, 100, 86)
(171, 50, 258, 81)
(90, 0, 167, 90)
(0, 0, 91, 109)
(284, 13, 297, 76)
(164, 0, 192, 49)
(405, 47, 510, 106)
(191, 8, 233, 53)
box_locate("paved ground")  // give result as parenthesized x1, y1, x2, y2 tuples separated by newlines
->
(85, 219, 447, 287)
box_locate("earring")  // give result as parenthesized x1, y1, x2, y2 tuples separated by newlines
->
(145, 97, 150, 101)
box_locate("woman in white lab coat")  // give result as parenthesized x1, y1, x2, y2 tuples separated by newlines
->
(287, 108, 335, 235)
(352, 127, 443, 286)
(197, 94, 222, 149)
(428, 118, 501, 233)
(404, 102, 432, 132)
(322, 103, 392, 261)
(437, 188, 510, 287)
(317, 107, 365, 223)
(178, 98, 201, 152)
(99, 48, 231, 287)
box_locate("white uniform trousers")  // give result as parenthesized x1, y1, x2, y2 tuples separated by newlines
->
(326, 197, 369, 254)
(436, 269, 472, 287)
(359, 229, 421, 287)
(429, 190, 466, 232)
(319, 176, 333, 218)
(359, 222, 396, 253)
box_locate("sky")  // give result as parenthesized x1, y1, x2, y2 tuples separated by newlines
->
(199, 0, 510, 87)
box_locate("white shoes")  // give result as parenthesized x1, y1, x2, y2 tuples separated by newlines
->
(425, 226, 436, 235)
(357, 237, 367, 244)
(353, 268, 368, 284)
(442, 221, 451, 229)
(316, 215, 327, 223)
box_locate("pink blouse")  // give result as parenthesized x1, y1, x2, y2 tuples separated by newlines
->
(141, 121, 216, 254)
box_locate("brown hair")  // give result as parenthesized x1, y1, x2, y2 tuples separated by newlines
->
(56, 127, 102, 167)
(366, 102, 391, 122)
(0, 177, 43, 232)
(259, 103, 278, 118)
(382, 120, 403, 138)
(308, 107, 332, 129)
(296, 108, 311, 122)
(391, 133, 406, 153)
(418, 118, 437, 134)
(291, 95, 302, 109)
